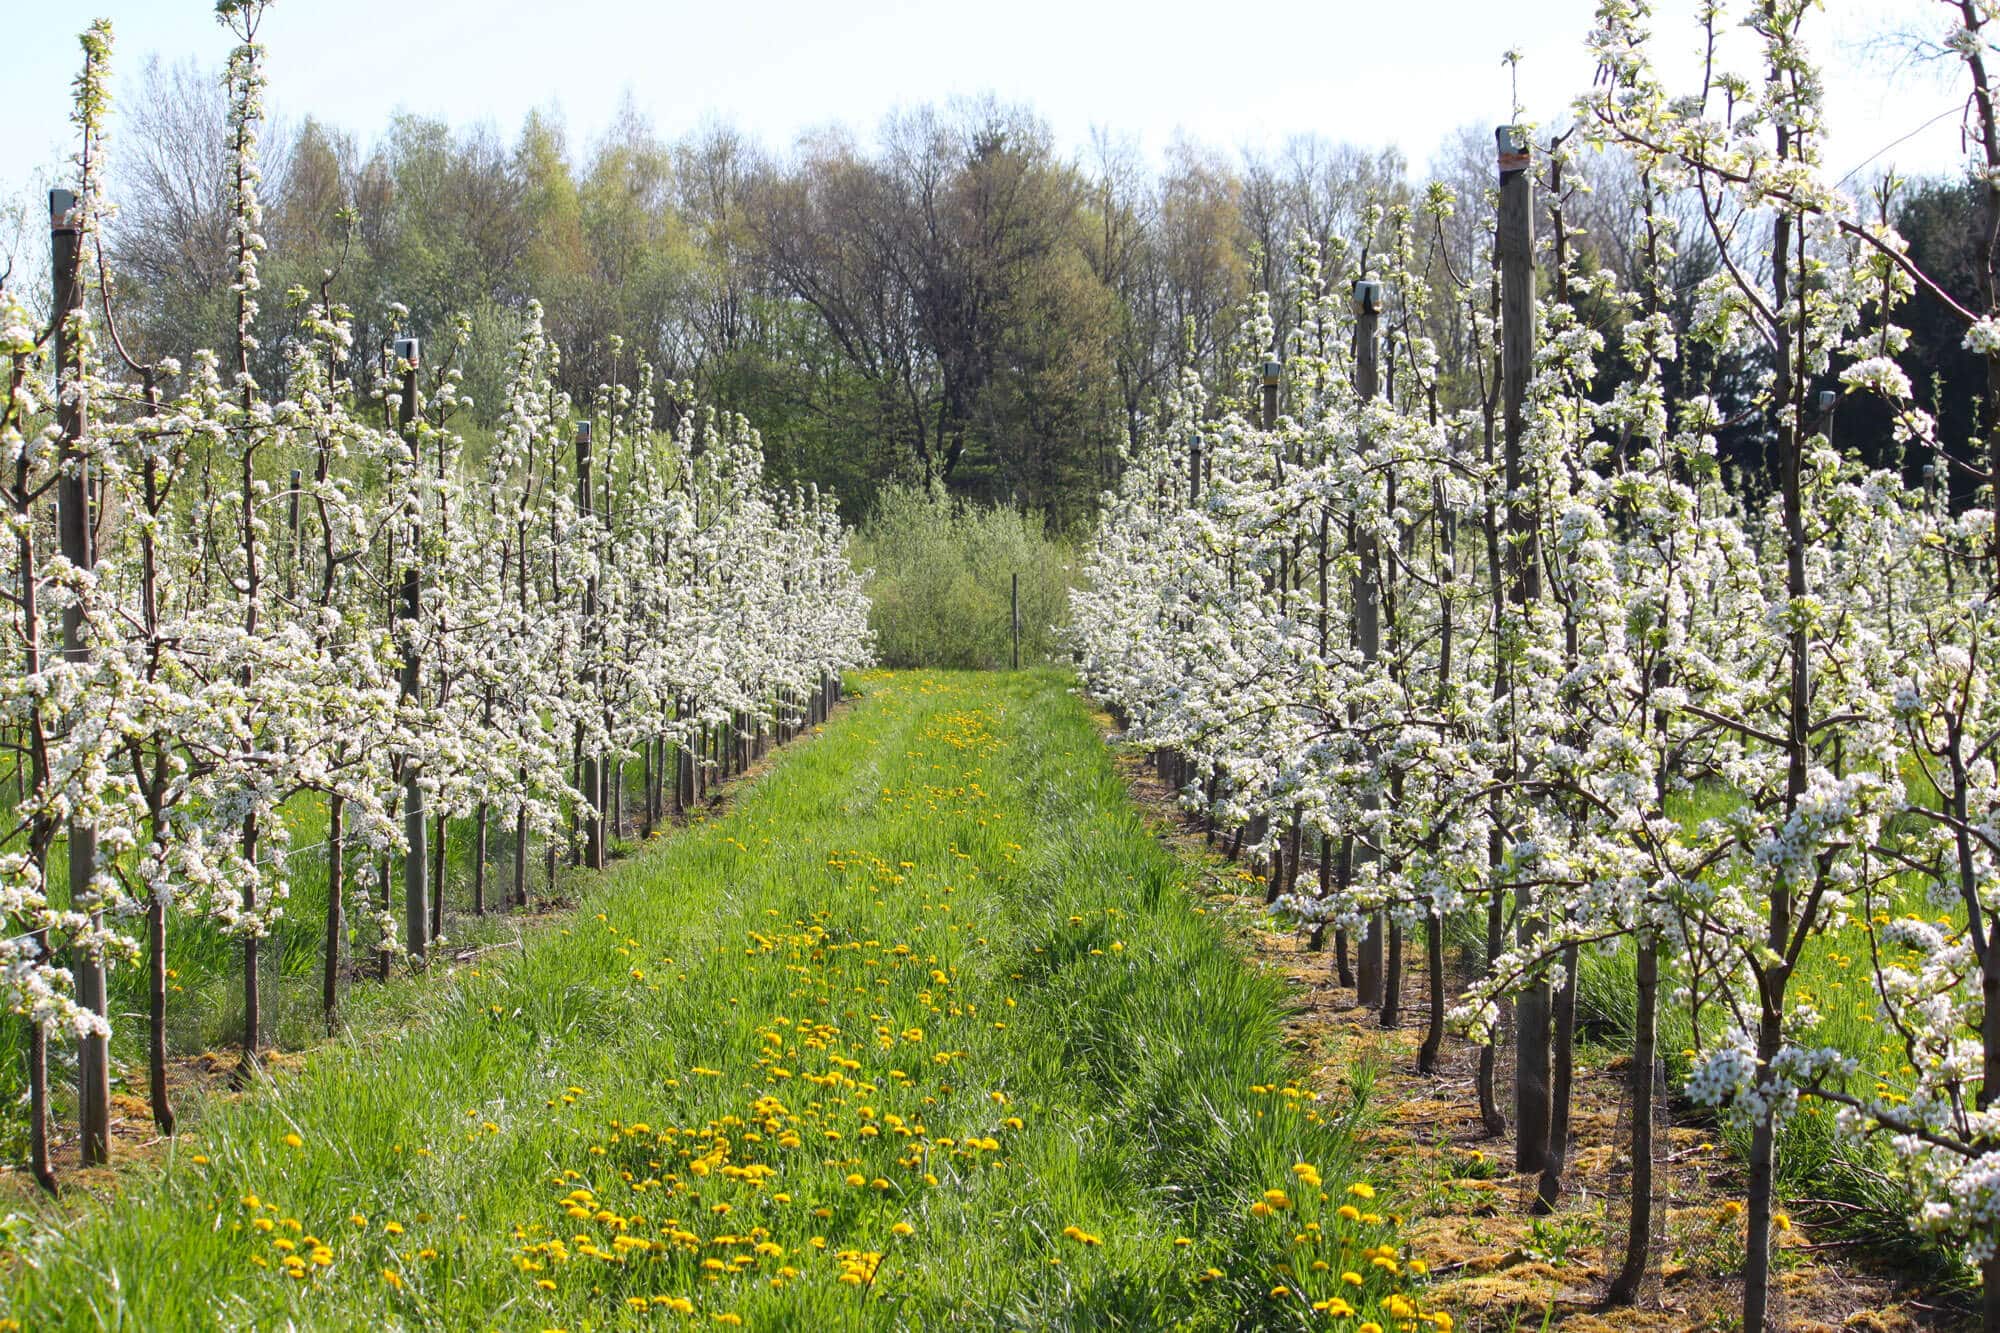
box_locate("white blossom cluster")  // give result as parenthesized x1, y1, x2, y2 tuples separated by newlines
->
(0, 2, 871, 1168)
(1071, 0, 2000, 1286)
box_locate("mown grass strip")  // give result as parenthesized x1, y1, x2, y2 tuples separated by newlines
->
(1, 669, 1427, 1330)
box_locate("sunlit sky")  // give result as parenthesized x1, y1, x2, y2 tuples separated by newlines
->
(0, 0, 1974, 202)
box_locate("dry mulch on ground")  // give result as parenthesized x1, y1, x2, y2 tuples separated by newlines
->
(1103, 725, 1967, 1333)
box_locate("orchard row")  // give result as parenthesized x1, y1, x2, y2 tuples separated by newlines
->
(1072, 2, 2000, 1329)
(0, 5, 870, 1192)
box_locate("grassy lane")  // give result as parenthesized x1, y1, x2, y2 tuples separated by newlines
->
(1, 670, 1432, 1331)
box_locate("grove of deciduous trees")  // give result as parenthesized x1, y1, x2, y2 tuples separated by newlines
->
(18, 33, 1977, 532)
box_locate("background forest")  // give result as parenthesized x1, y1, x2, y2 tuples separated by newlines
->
(4, 56, 1985, 537)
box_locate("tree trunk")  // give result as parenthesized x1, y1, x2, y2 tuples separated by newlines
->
(1744, 1004, 1784, 1333)
(1380, 922, 1403, 1027)
(1419, 914, 1445, 1074)
(1537, 940, 1579, 1212)
(1357, 912, 1383, 1009)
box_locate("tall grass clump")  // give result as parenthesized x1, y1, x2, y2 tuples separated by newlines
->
(854, 483, 1074, 669)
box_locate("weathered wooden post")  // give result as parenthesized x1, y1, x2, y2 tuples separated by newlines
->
(396, 336, 429, 961)
(1352, 279, 1387, 1013)
(430, 810, 447, 940)
(286, 466, 301, 600)
(577, 419, 605, 871)
(53, 188, 109, 1166)
(1011, 572, 1020, 670)
(1496, 123, 1552, 1184)
(1242, 357, 1282, 867)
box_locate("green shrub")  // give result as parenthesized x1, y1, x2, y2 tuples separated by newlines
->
(854, 483, 1075, 669)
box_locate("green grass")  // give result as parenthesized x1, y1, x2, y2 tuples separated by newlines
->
(0, 669, 1428, 1330)
(0, 777, 589, 1159)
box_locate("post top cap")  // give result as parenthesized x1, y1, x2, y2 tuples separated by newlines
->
(49, 188, 80, 231)
(1353, 279, 1385, 314)
(1261, 358, 1283, 383)
(575, 418, 593, 443)
(1496, 125, 1531, 173)
(392, 336, 420, 366)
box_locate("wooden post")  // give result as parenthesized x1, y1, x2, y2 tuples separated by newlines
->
(642, 740, 655, 837)
(430, 812, 447, 939)
(1497, 123, 1551, 1181)
(1351, 281, 1387, 1012)
(513, 806, 529, 908)
(471, 799, 488, 914)
(1609, 933, 1660, 1303)
(1244, 355, 1281, 877)
(53, 188, 109, 1166)
(1011, 572, 1020, 669)
(286, 467, 301, 601)
(577, 419, 604, 871)
(396, 336, 429, 962)
(322, 796, 344, 1030)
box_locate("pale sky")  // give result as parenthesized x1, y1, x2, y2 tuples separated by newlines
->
(0, 0, 1975, 202)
